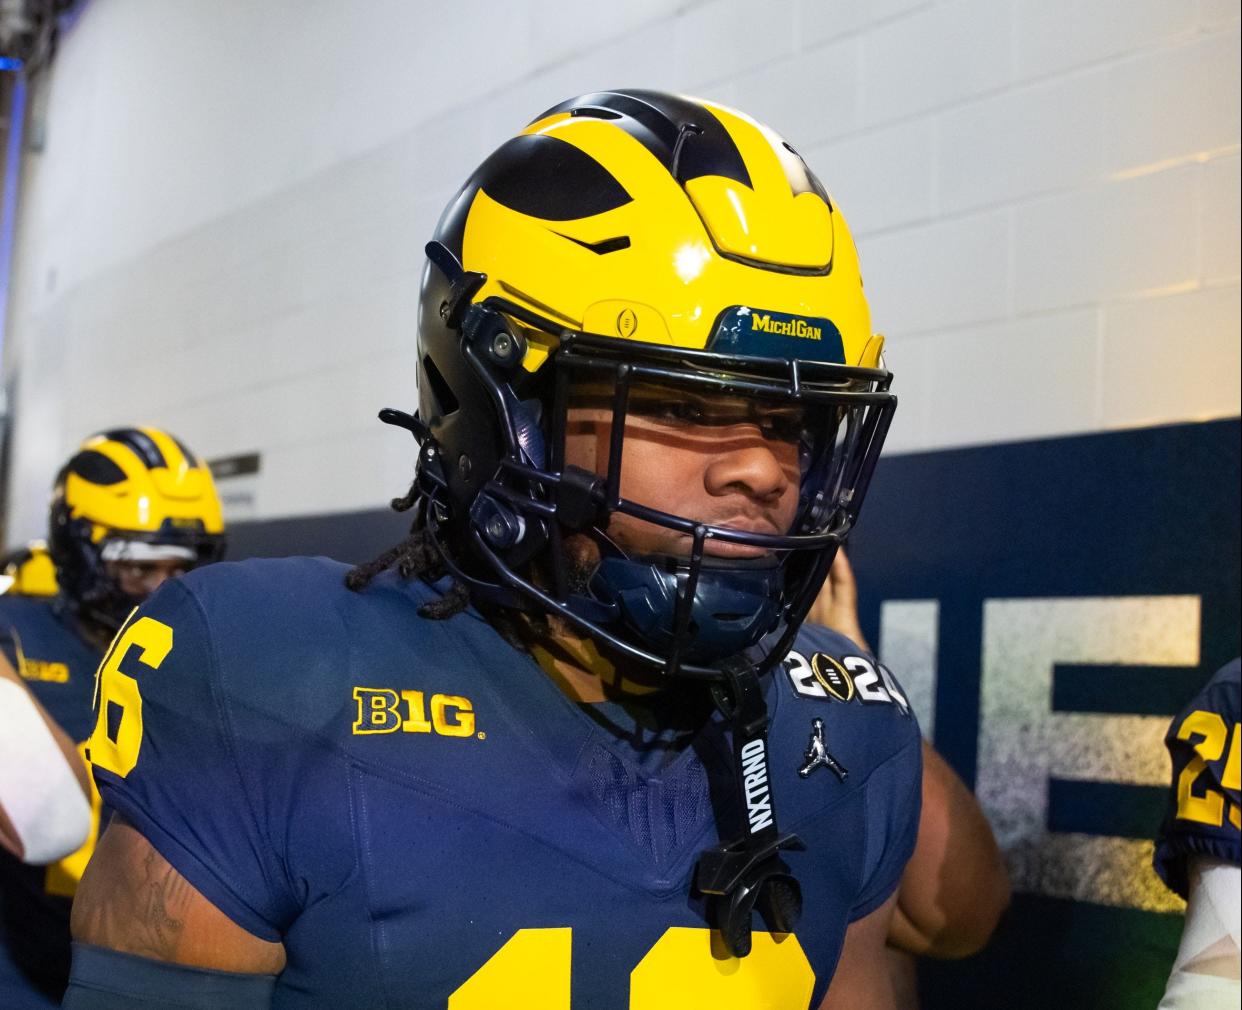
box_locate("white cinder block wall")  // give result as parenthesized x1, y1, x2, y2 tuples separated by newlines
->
(3, 0, 1238, 540)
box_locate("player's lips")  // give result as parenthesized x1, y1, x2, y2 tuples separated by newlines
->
(702, 540, 776, 559)
(677, 515, 786, 559)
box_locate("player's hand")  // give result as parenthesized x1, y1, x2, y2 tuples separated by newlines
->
(806, 549, 871, 653)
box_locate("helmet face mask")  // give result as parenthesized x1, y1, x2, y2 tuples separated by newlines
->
(416, 274, 894, 678)
(48, 428, 226, 633)
(411, 89, 897, 680)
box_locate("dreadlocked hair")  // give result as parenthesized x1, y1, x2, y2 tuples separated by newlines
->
(345, 476, 471, 621)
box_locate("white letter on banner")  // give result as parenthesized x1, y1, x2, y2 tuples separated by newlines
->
(976, 596, 1199, 912)
(879, 600, 939, 740)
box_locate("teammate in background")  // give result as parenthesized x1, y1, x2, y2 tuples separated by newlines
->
(0, 543, 59, 597)
(809, 551, 1010, 1007)
(1154, 658, 1240, 1010)
(0, 428, 225, 1009)
(68, 91, 919, 1009)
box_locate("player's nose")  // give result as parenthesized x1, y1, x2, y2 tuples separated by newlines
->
(703, 430, 792, 506)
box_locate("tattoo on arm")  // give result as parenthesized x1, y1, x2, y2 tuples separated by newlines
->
(134, 845, 192, 957)
(72, 814, 287, 974)
(73, 815, 195, 960)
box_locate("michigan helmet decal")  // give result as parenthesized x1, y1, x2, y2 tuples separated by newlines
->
(48, 427, 226, 630)
(405, 89, 896, 679)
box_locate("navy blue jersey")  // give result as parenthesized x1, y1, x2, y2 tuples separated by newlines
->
(0, 593, 105, 1008)
(90, 557, 922, 1009)
(1153, 658, 1241, 899)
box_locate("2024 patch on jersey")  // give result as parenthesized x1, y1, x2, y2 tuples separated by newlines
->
(89, 558, 921, 1009)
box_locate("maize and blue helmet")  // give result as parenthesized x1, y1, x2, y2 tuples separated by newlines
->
(410, 89, 896, 680)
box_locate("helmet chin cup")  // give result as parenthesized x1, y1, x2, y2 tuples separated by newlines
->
(586, 556, 784, 665)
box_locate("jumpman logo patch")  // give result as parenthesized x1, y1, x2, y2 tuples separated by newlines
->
(798, 717, 848, 781)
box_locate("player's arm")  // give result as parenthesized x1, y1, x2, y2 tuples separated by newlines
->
(808, 550, 1010, 957)
(65, 580, 297, 1008)
(0, 650, 91, 862)
(806, 548, 867, 648)
(64, 813, 285, 1008)
(818, 892, 900, 1010)
(887, 740, 1011, 958)
(1159, 857, 1240, 1009)
(71, 813, 286, 971)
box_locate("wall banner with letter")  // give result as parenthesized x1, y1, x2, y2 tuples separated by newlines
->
(846, 417, 1240, 1009)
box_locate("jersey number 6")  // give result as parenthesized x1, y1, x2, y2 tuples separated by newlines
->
(88, 617, 173, 779)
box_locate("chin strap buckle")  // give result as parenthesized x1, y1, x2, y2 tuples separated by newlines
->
(695, 659, 805, 957)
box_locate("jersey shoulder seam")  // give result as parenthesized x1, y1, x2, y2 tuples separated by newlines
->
(173, 578, 299, 916)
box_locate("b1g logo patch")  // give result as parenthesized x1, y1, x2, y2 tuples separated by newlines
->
(352, 687, 483, 739)
(783, 650, 911, 717)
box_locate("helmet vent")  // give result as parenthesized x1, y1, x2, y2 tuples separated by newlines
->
(68, 450, 127, 486)
(103, 428, 167, 469)
(557, 233, 631, 255)
(422, 355, 459, 417)
(569, 106, 622, 120)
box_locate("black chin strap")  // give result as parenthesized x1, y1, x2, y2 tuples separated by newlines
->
(695, 658, 805, 957)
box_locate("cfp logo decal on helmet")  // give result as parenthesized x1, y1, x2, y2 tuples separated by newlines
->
(784, 649, 911, 716)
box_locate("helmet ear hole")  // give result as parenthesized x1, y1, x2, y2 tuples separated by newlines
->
(422, 355, 460, 416)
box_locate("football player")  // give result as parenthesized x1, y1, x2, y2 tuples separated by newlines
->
(1154, 658, 1240, 1009)
(67, 91, 921, 1009)
(0, 428, 225, 1009)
